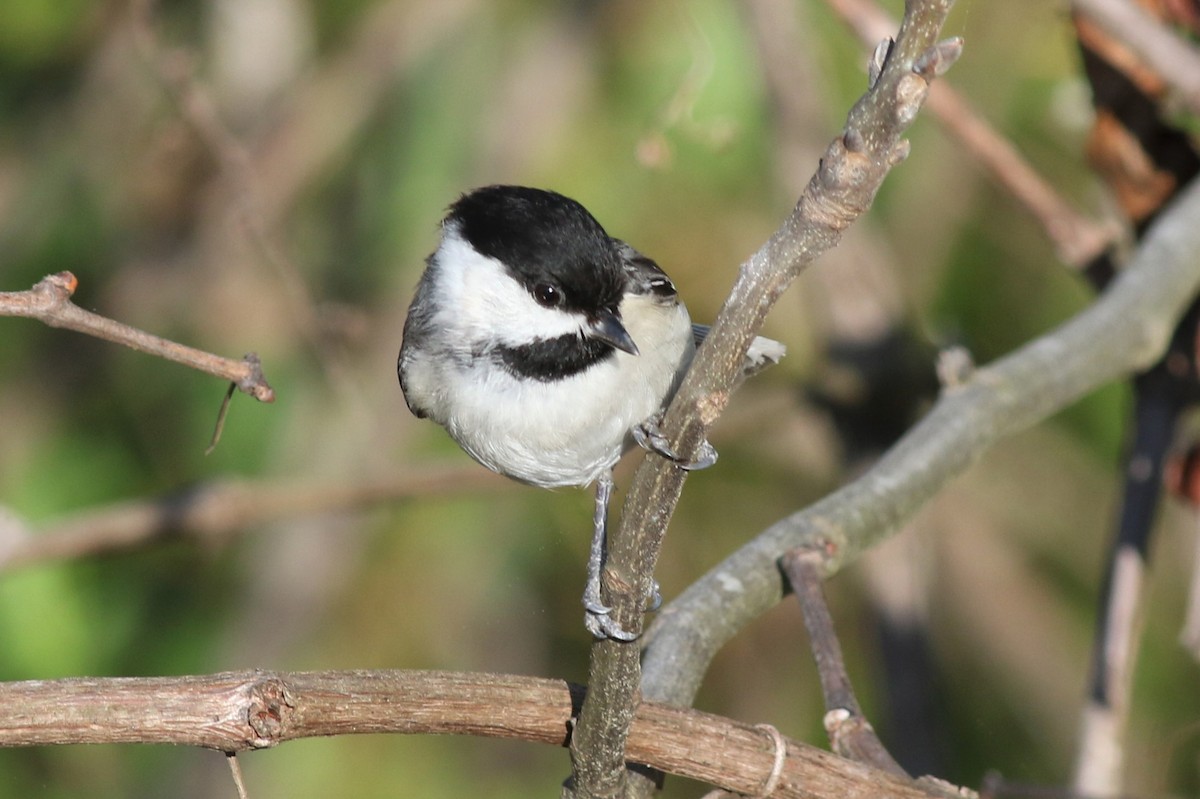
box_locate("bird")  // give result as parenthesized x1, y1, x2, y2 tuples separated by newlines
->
(398, 185, 780, 639)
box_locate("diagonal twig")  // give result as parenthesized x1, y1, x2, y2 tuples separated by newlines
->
(823, 0, 1119, 268)
(0, 272, 274, 402)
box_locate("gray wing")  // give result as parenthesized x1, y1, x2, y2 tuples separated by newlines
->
(397, 255, 442, 419)
(613, 238, 786, 376)
(612, 239, 678, 300)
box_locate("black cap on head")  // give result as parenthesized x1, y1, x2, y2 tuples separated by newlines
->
(447, 186, 625, 316)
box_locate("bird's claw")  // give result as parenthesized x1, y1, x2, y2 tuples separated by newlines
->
(632, 413, 718, 471)
(584, 609, 639, 642)
(645, 583, 663, 612)
(582, 576, 661, 641)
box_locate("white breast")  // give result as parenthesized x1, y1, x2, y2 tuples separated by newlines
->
(403, 282, 694, 488)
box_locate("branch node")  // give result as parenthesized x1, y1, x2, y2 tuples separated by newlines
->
(913, 37, 964, 80)
(936, 346, 975, 389)
(823, 140, 874, 193)
(894, 73, 930, 126)
(42, 271, 79, 298)
(245, 676, 295, 748)
(602, 563, 635, 596)
(822, 707, 852, 733)
(696, 390, 728, 426)
(869, 38, 894, 88)
(888, 139, 912, 166)
(238, 353, 276, 403)
(842, 127, 867, 154)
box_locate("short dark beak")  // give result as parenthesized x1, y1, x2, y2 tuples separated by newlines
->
(587, 310, 639, 356)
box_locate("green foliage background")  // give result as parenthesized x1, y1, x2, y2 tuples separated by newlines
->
(0, 0, 1196, 796)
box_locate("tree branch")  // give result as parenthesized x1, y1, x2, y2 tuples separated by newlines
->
(569, 2, 961, 797)
(0, 272, 275, 403)
(0, 669, 958, 799)
(823, 0, 1118, 268)
(0, 466, 505, 573)
(781, 549, 908, 778)
(1072, 0, 1200, 116)
(640, 173, 1200, 713)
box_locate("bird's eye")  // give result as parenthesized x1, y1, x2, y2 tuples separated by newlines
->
(533, 283, 562, 308)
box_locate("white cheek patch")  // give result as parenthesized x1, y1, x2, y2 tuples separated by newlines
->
(432, 229, 589, 347)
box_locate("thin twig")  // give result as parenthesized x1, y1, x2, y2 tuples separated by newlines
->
(569, 3, 962, 797)
(0, 272, 274, 402)
(781, 548, 909, 778)
(0, 669, 956, 799)
(639, 173, 1200, 719)
(0, 466, 506, 573)
(128, 0, 339, 379)
(227, 752, 250, 799)
(822, 0, 1119, 267)
(206, 382, 239, 455)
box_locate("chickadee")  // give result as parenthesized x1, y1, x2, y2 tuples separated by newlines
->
(398, 185, 780, 640)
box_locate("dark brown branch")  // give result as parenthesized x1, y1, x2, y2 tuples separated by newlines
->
(0, 466, 506, 573)
(782, 549, 908, 778)
(1072, 0, 1200, 116)
(0, 669, 952, 799)
(0, 272, 275, 402)
(570, 2, 961, 797)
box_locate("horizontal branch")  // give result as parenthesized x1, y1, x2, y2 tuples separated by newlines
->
(0, 669, 949, 799)
(0, 272, 275, 402)
(0, 466, 506, 573)
(642, 173, 1200, 708)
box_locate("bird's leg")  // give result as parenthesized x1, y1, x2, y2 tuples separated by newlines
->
(582, 472, 641, 641)
(632, 411, 718, 470)
(581, 472, 614, 617)
(581, 471, 665, 640)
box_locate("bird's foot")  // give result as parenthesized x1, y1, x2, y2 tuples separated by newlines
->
(632, 412, 718, 470)
(582, 575, 661, 641)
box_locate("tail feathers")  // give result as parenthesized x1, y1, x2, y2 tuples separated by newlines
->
(691, 323, 786, 380)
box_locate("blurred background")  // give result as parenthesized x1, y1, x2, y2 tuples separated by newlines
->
(0, 0, 1196, 796)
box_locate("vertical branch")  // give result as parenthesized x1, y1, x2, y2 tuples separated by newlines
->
(1074, 309, 1200, 794)
(567, 3, 962, 797)
(1069, 4, 1200, 790)
(781, 549, 909, 778)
